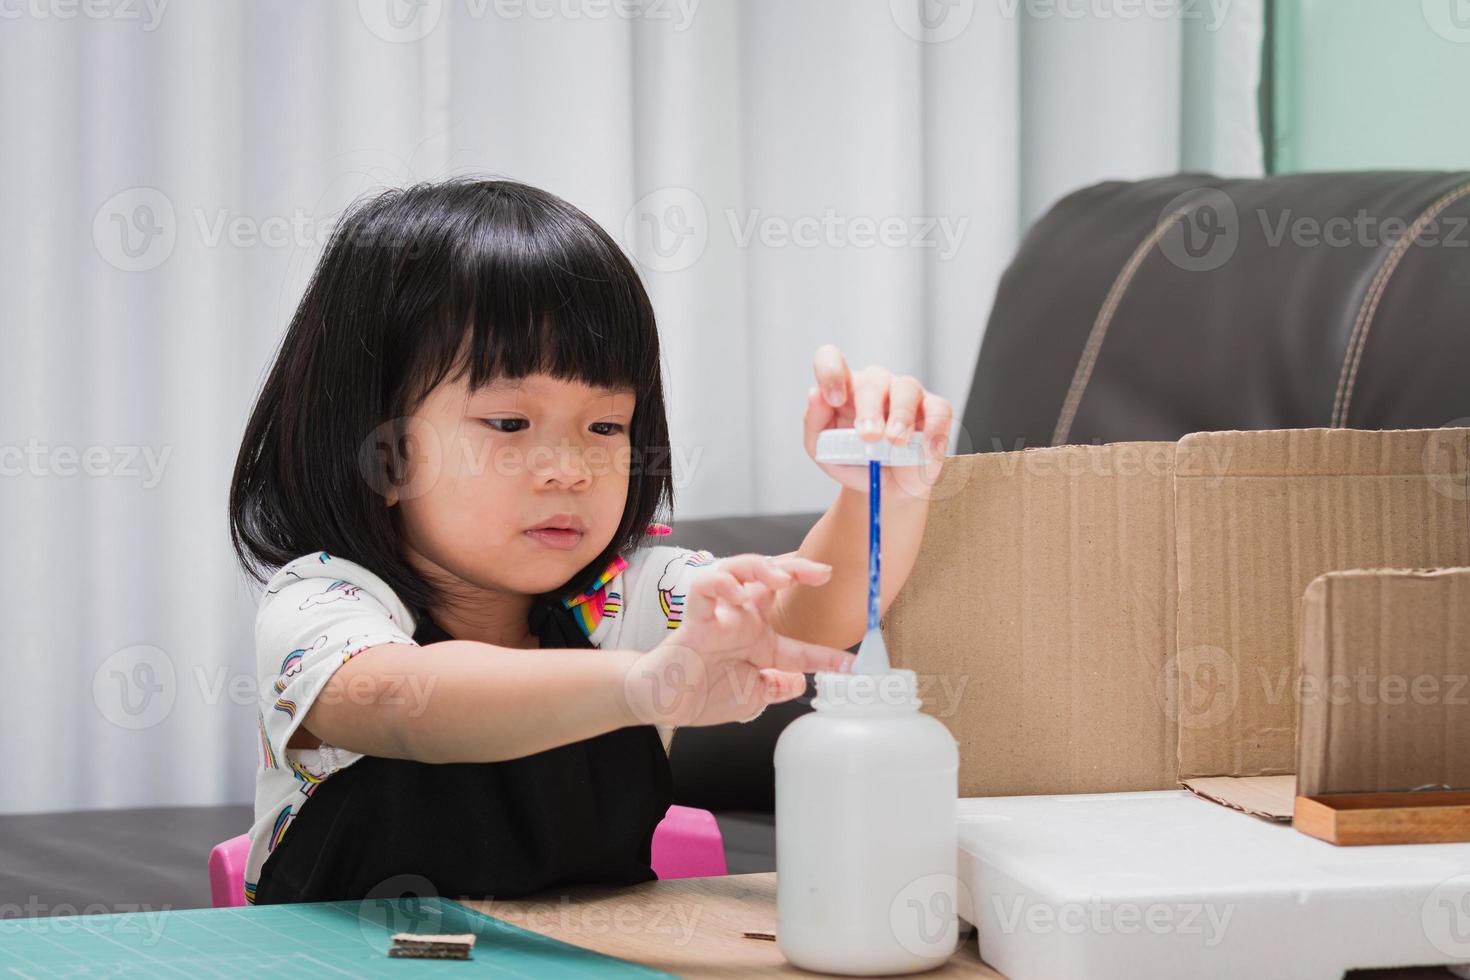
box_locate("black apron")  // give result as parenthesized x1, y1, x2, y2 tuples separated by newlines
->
(253, 593, 673, 904)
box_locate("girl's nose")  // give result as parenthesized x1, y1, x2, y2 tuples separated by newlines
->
(527, 441, 594, 487)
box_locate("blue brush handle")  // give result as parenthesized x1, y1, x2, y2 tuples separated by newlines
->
(868, 458, 880, 632)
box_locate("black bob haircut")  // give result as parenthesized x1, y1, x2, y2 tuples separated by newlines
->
(229, 178, 673, 614)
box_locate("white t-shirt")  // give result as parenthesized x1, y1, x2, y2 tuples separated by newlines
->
(243, 544, 719, 904)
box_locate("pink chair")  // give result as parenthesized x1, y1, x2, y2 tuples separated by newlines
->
(208, 804, 727, 907)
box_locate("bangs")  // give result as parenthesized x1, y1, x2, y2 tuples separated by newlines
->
(394, 181, 661, 413)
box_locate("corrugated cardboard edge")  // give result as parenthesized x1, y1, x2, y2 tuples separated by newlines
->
(1182, 775, 1297, 821)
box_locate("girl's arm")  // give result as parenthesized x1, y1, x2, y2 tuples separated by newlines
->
(297, 642, 643, 764)
(774, 482, 931, 650)
(295, 553, 851, 764)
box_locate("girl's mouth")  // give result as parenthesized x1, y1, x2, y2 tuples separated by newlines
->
(524, 528, 583, 550)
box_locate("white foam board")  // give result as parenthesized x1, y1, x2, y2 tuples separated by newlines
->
(957, 790, 1470, 980)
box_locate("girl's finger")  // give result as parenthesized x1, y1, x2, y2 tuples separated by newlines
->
(715, 553, 793, 588)
(852, 366, 891, 442)
(916, 391, 954, 459)
(813, 344, 851, 407)
(885, 375, 924, 445)
(760, 668, 808, 705)
(770, 555, 833, 584)
(767, 632, 855, 674)
(686, 569, 747, 623)
(803, 385, 838, 457)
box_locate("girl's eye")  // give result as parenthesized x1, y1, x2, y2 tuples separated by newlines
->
(590, 422, 626, 436)
(483, 418, 528, 433)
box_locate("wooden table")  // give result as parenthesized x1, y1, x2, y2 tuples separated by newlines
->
(464, 872, 1462, 979)
(463, 872, 1001, 978)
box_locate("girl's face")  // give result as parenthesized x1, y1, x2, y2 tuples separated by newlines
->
(389, 370, 636, 598)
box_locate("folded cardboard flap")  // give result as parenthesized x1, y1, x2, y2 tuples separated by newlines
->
(1296, 568, 1470, 797)
(1174, 428, 1470, 785)
(884, 442, 1178, 798)
(887, 427, 1470, 809)
(1182, 775, 1296, 821)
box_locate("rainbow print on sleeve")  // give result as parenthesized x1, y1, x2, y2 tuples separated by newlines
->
(562, 555, 629, 638)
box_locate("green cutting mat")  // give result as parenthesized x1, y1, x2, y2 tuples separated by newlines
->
(0, 895, 677, 978)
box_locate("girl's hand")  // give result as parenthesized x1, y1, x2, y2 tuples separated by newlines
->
(803, 344, 953, 498)
(624, 554, 853, 727)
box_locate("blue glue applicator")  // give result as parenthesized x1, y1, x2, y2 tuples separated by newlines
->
(813, 426, 930, 674)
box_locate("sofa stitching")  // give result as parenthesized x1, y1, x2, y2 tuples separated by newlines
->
(1051, 207, 1190, 446)
(1331, 180, 1470, 428)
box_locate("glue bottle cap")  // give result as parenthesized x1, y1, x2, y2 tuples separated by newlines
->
(814, 427, 930, 467)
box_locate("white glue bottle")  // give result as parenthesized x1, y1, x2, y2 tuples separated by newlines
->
(775, 669, 960, 975)
(775, 427, 961, 975)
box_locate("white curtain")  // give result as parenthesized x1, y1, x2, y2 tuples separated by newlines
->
(0, 0, 1262, 814)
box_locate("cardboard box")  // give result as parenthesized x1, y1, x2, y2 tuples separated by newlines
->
(1296, 567, 1470, 797)
(884, 428, 1470, 809)
(884, 442, 1178, 798)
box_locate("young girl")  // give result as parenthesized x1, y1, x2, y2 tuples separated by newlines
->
(228, 178, 951, 905)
